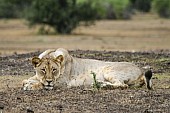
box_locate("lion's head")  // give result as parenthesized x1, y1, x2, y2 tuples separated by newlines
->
(32, 55, 64, 90)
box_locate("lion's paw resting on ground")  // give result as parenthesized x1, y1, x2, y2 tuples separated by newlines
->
(22, 79, 44, 90)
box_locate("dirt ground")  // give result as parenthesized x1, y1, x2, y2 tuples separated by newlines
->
(0, 14, 170, 112)
(0, 50, 170, 113)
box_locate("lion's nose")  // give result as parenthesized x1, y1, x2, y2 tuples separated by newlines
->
(46, 80, 52, 84)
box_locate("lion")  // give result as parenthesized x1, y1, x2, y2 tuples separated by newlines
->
(22, 48, 152, 90)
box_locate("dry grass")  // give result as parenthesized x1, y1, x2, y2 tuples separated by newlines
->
(0, 14, 170, 55)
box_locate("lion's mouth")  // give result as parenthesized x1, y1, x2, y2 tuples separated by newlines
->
(41, 81, 54, 90)
(44, 85, 54, 90)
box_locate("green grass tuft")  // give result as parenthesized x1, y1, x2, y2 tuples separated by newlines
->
(91, 71, 101, 91)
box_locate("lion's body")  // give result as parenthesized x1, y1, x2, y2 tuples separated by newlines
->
(66, 58, 143, 87)
(22, 48, 152, 90)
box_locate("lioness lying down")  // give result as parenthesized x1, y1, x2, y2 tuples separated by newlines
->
(22, 48, 152, 90)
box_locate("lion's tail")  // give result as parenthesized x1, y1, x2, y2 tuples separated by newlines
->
(143, 66, 153, 90)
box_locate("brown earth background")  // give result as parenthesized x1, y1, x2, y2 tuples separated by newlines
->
(0, 14, 170, 113)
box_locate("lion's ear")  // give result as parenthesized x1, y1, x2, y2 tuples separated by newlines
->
(55, 55, 64, 63)
(32, 56, 41, 67)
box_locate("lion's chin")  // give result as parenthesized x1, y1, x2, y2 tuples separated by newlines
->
(44, 86, 54, 90)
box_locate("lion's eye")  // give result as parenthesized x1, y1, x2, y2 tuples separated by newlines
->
(41, 69, 46, 74)
(52, 68, 57, 73)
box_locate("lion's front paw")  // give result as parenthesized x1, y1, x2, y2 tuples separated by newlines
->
(22, 79, 44, 90)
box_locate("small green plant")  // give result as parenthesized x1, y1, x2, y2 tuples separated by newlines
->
(91, 71, 101, 91)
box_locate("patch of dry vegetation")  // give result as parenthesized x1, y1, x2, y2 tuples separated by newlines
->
(0, 14, 170, 55)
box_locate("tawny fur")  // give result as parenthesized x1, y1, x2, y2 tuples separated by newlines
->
(22, 48, 152, 90)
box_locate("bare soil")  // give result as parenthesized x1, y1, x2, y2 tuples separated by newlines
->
(0, 50, 170, 113)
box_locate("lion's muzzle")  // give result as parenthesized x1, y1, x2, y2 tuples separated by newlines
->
(43, 79, 54, 90)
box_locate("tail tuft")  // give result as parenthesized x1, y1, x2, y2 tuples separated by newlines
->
(144, 69, 152, 90)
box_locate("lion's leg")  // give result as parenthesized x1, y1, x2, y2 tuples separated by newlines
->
(101, 74, 128, 89)
(137, 76, 145, 87)
(22, 76, 44, 90)
(132, 71, 152, 90)
(100, 78, 128, 90)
